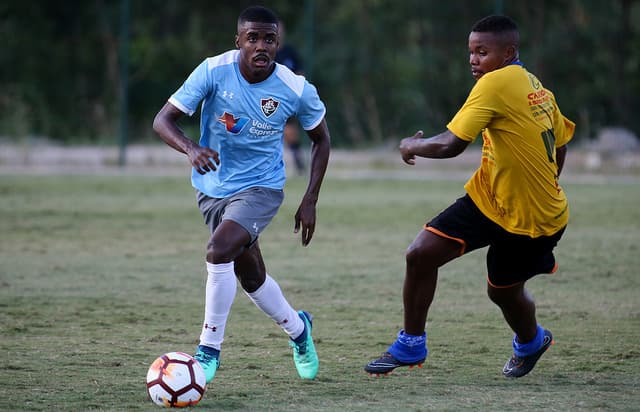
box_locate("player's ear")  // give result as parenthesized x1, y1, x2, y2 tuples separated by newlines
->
(235, 35, 240, 49)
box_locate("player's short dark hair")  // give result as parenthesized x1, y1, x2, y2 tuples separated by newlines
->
(471, 15, 518, 34)
(471, 15, 519, 47)
(237, 6, 279, 28)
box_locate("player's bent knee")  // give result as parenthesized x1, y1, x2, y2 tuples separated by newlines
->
(405, 242, 421, 265)
(406, 241, 436, 268)
(486, 282, 523, 305)
(206, 245, 237, 264)
(406, 239, 455, 270)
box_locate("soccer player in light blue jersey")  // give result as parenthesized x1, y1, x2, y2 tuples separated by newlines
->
(153, 5, 331, 384)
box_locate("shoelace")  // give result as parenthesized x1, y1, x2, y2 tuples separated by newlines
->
(195, 351, 215, 363)
(291, 340, 308, 355)
(507, 354, 524, 367)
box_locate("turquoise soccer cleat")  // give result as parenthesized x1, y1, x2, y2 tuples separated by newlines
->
(194, 345, 220, 384)
(289, 311, 319, 379)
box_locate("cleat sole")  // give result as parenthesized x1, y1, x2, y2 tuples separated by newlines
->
(365, 352, 427, 375)
(503, 329, 554, 378)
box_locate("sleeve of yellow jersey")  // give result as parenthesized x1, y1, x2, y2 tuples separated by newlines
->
(551, 94, 576, 147)
(446, 77, 502, 142)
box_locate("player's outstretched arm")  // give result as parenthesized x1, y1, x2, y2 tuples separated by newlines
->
(399, 130, 469, 165)
(153, 102, 220, 174)
(556, 144, 567, 177)
(294, 118, 331, 246)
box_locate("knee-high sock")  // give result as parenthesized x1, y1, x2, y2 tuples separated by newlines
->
(245, 274, 304, 339)
(199, 262, 237, 350)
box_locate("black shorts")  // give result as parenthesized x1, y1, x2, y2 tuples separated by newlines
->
(426, 194, 566, 287)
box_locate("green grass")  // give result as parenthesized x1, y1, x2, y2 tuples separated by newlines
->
(1, 172, 639, 411)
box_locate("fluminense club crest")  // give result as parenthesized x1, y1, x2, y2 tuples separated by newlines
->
(260, 97, 279, 117)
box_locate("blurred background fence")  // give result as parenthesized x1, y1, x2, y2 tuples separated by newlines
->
(1, 0, 639, 153)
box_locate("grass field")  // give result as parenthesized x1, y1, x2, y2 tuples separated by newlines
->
(1, 168, 639, 411)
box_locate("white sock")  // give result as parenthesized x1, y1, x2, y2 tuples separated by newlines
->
(199, 262, 237, 350)
(245, 274, 304, 339)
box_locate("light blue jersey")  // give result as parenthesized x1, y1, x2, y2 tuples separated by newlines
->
(169, 50, 326, 198)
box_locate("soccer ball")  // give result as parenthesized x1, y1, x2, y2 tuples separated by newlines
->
(146, 351, 207, 407)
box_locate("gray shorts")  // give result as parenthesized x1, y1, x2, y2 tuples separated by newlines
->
(196, 187, 284, 243)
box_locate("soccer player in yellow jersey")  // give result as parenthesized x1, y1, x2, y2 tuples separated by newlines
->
(365, 15, 575, 378)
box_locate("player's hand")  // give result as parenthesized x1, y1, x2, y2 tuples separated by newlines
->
(399, 130, 423, 165)
(294, 198, 317, 246)
(186, 145, 220, 174)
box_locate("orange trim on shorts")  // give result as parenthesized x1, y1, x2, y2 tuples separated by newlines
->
(486, 276, 523, 289)
(424, 225, 466, 256)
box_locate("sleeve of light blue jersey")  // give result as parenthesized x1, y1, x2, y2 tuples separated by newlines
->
(169, 59, 214, 116)
(297, 82, 326, 131)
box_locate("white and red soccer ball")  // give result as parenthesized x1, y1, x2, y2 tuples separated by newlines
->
(146, 352, 206, 408)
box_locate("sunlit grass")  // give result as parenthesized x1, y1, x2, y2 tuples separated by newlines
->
(1, 173, 638, 411)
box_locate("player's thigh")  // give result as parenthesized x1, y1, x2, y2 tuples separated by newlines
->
(421, 194, 494, 262)
(208, 219, 253, 261)
(406, 229, 464, 268)
(222, 187, 284, 243)
(487, 227, 565, 287)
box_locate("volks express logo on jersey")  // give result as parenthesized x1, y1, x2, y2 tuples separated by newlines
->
(260, 97, 279, 117)
(218, 111, 279, 138)
(217, 112, 249, 134)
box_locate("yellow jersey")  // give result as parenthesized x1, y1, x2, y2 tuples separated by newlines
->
(447, 64, 575, 237)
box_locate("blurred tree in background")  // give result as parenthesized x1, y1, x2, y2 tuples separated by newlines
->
(1, 0, 638, 147)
